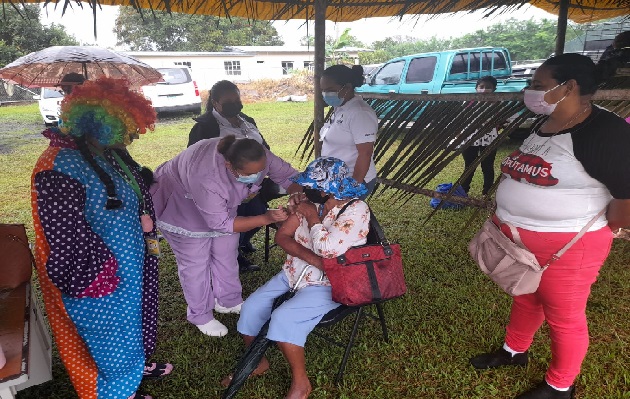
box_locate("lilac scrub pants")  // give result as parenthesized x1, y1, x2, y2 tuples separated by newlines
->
(161, 230, 243, 325)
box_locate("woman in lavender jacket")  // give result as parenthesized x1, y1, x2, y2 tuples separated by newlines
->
(150, 135, 301, 337)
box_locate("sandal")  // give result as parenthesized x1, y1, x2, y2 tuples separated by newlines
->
(143, 362, 174, 380)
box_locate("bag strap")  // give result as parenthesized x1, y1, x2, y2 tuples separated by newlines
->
(334, 199, 359, 220)
(501, 207, 607, 267)
(547, 208, 607, 265)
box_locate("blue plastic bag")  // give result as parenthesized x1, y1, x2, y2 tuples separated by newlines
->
(430, 183, 467, 210)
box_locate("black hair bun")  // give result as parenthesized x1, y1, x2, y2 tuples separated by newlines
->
(351, 65, 365, 88)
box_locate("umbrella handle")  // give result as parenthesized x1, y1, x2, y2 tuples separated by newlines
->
(290, 266, 312, 293)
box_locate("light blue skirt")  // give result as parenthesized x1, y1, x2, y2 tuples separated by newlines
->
(237, 272, 340, 347)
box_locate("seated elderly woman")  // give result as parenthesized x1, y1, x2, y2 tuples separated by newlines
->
(224, 157, 370, 399)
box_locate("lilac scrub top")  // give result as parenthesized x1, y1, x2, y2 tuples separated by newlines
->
(150, 138, 297, 236)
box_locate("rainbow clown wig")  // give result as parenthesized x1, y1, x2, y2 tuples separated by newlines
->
(59, 76, 156, 147)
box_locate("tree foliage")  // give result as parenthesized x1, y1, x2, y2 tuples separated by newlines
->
(114, 7, 284, 51)
(359, 18, 586, 64)
(0, 5, 78, 68)
(301, 28, 365, 63)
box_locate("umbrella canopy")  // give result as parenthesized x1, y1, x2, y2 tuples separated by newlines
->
(0, 46, 163, 88)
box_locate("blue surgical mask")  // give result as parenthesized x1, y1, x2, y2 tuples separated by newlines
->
(236, 171, 261, 184)
(322, 91, 343, 107)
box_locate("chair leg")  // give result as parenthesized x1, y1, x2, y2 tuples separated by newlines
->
(335, 307, 364, 385)
(264, 224, 270, 263)
(375, 303, 389, 343)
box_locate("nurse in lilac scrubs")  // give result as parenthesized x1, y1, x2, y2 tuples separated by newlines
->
(150, 135, 301, 337)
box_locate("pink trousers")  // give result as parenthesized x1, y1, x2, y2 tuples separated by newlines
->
(498, 222, 613, 388)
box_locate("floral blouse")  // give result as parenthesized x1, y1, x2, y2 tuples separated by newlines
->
(283, 200, 371, 290)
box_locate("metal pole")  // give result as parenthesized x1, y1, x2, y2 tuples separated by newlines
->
(313, 0, 327, 158)
(555, 0, 570, 55)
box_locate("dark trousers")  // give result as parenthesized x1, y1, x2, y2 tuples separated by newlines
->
(461, 145, 497, 195)
(237, 194, 267, 248)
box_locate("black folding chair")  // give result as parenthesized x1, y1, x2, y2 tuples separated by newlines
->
(311, 302, 389, 384)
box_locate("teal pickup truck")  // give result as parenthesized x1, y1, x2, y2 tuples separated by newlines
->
(356, 47, 528, 94)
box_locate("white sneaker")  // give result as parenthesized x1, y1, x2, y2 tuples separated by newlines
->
(196, 319, 228, 337)
(214, 299, 242, 314)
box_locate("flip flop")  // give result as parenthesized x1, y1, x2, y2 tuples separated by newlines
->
(129, 391, 154, 399)
(143, 362, 174, 380)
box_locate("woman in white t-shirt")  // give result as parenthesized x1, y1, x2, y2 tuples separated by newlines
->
(319, 65, 379, 200)
(470, 54, 630, 399)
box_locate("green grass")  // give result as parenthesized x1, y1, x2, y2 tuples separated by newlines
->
(2, 102, 628, 399)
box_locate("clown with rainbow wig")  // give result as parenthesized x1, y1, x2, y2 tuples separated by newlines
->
(31, 77, 172, 399)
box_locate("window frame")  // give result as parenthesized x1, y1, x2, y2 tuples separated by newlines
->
(224, 60, 242, 76)
(371, 60, 405, 85)
(405, 56, 438, 84)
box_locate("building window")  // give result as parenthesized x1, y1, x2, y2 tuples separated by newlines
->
(282, 61, 294, 75)
(303, 61, 314, 71)
(224, 61, 241, 76)
(174, 61, 192, 68)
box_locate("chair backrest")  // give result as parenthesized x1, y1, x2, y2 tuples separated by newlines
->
(365, 212, 383, 246)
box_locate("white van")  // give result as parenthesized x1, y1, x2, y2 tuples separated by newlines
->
(34, 88, 64, 126)
(142, 67, 202, 114)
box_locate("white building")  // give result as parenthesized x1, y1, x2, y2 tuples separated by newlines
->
(126, 46, 315, 90)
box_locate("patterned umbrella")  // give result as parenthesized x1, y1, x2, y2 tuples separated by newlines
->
(0, 46, 163, 88)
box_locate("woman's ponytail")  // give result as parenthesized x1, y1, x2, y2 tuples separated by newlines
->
(75, 137, 122, 210)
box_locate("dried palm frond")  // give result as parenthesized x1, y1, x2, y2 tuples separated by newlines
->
(4, 0, 630, 28)
(296, 90, 630, 221)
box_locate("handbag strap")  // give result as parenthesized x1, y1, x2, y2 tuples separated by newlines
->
(334, 199, 359, 220)
(502, 208, 607, 267)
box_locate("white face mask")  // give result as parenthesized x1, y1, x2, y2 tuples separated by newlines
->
(523, 82, 567, 115)
(476, 88, 493, 93)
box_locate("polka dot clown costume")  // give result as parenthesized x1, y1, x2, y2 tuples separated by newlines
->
(31, 77, 170, 399)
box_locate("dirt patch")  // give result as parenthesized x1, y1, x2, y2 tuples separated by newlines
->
(200, 72, 316, 107)
(0, 120, 44, 154)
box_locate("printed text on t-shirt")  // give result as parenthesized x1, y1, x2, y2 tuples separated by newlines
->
(501, 150, 559, 187)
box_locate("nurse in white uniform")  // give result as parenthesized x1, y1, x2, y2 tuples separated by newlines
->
(319, 64, 379, 199)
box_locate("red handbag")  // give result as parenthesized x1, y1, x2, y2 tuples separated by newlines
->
(323, 208, 406, 306)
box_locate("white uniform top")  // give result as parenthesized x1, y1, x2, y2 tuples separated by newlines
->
(320, 96, 378, 183)
(213, 109, 264, 144)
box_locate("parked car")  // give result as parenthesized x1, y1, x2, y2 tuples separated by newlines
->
(357, 47, 528, 96)
(362, 63, 383, 81)
(34, 87, 64, 126)
(511, 62, 542, 79)
(141, 67, 202, 114)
